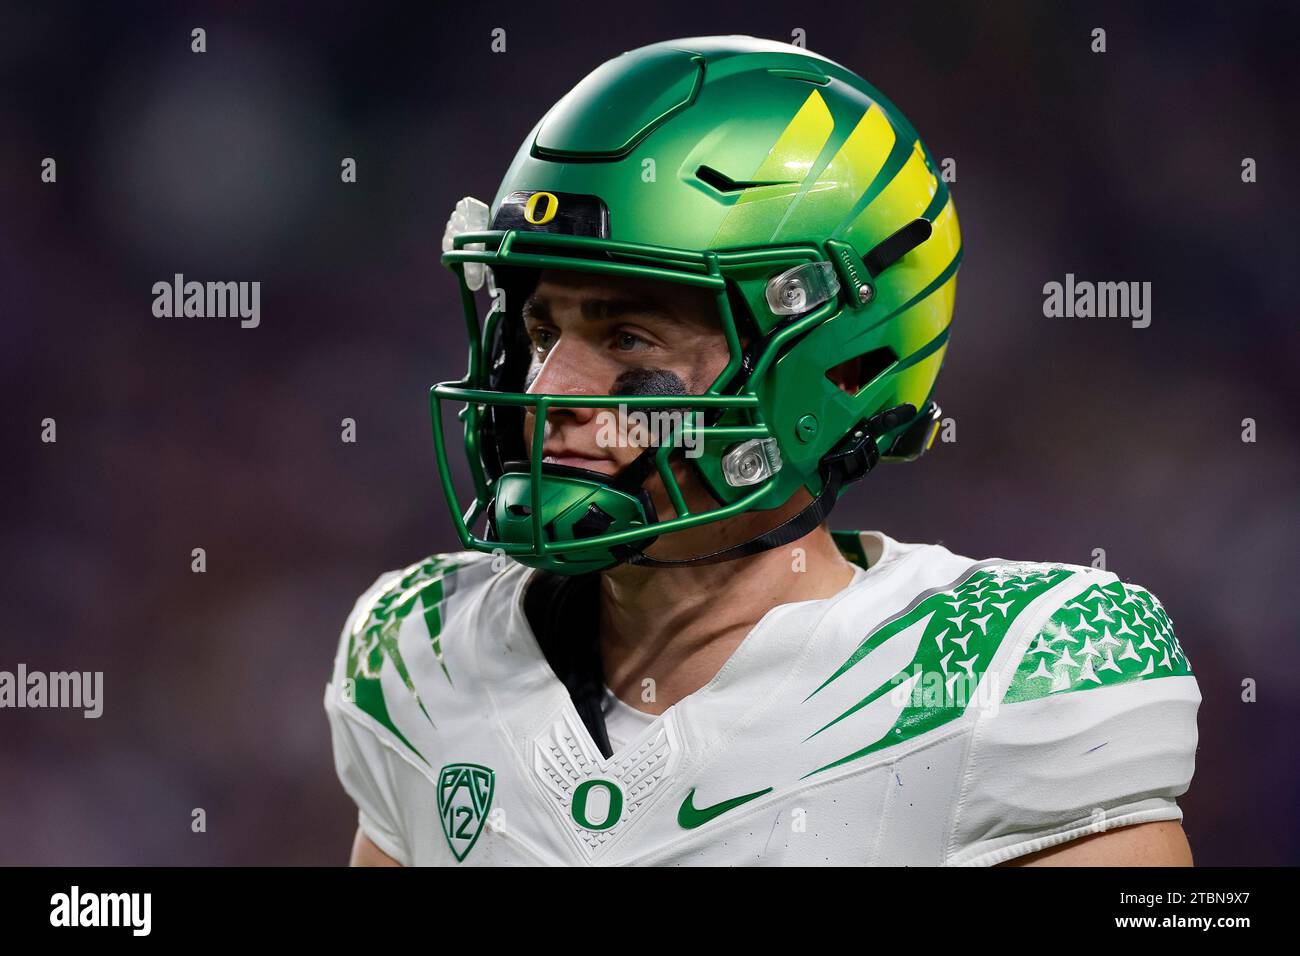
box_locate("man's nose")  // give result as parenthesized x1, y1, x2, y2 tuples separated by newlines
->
(524, 340, 604, 424)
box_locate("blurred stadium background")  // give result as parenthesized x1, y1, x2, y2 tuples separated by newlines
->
(0, 1, 1296, 864)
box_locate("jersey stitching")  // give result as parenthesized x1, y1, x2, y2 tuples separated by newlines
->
(951, 805, 1184, 867)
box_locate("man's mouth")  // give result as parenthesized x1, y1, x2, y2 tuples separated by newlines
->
(543, 453, 618, 474)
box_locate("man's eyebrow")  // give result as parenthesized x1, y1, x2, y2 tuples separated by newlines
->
(521, 293, 684, 326)
(520, 296, 549, 324)
(582, 295, 681, 324)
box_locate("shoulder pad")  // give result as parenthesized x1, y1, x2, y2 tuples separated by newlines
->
(1002, 571, 1192, 704)
(330, 551, 495, 759)
(949, 567, 1199, 864)
(808, 559, 1077, 769)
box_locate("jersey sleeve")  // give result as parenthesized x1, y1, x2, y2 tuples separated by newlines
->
(323, 569, 412, 865)
(947, 571, 1200, 866)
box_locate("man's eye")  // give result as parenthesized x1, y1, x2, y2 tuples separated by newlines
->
(614, 331, 645, 352)
(531, 328, 556, 354)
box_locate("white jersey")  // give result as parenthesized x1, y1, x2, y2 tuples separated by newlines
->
(324, 531, 1199, 866)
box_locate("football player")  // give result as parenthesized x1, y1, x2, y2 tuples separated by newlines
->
(326, 36, 1199, 866)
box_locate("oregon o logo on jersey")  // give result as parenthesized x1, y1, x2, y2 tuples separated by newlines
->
(522, 191, 559, 225)
(571, 779, 623, 831)
(437, 763, 495, 862)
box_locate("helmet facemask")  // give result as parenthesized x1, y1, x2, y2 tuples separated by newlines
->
(431, 215, 934, 575)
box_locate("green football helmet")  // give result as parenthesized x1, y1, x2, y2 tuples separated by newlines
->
(433, 35, 960, 574)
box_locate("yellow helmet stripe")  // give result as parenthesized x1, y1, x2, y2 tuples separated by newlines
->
(773, 103, 898, 241)
(844, 140, 938, 250)
(710, 88, 834, 247)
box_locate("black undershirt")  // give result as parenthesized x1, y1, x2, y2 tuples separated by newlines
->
(522, 570, 614, 758)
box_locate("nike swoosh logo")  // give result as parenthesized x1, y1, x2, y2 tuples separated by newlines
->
(677, 786, 774, 829)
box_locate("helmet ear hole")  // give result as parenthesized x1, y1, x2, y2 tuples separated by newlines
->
(825, 347, 897, 397)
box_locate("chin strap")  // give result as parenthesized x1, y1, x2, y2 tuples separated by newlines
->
(611, 404, 916, 569)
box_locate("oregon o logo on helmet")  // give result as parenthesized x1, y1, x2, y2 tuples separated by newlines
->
(523, 191, 559, 225)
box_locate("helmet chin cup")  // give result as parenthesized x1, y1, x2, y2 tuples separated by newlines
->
(490, 464, 658, 575)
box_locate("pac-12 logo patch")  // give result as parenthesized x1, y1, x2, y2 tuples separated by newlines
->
(437, 763, 495, 862)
